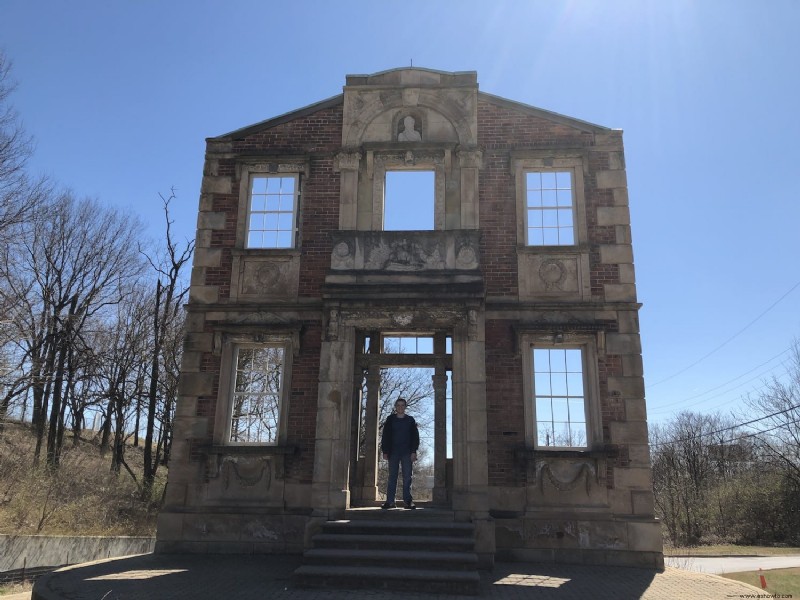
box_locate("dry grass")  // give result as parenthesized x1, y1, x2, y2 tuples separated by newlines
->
(665, 544, 800, 557)
(723, 567, 800, 596)
(0, 422, 164, 536)
(0, 579, 32, 597)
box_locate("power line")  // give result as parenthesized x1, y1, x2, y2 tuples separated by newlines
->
(649, 278, 800, 387)
(648, 351, 791, 414)
(650, 401, 800, 448)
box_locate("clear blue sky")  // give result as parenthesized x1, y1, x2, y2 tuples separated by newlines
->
(2, 0, 799, 425)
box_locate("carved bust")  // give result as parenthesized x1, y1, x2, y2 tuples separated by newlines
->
(398, 115, 422, 142)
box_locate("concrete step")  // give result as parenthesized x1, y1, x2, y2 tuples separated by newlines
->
(303, 547, 479, 571)
(322, 518, 474, 537)
(294, 564, 480, 596)
(313, 532, 475, 552)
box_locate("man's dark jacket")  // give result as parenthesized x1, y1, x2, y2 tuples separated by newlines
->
(380, 413, 420, 455)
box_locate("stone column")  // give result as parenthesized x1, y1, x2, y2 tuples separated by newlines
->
(335, 151, 361, 230)
(451, 308, 495, 568)
(432, 371, 448, 505)
(310, 325, 355, 517)
(457, 149, 483, 229)
(360, 366, 381, 502)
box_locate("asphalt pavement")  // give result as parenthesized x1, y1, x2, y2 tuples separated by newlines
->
(28, 552, 767, 600)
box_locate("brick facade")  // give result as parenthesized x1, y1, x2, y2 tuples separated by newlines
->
(158, 68, 663, 568)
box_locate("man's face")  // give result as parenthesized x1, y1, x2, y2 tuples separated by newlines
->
(395, 401, 407, 416)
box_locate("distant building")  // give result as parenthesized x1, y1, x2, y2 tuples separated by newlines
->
(157, 68, 663, 569)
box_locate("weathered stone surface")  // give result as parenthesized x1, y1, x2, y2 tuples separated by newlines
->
(597, 206, 630, 227)
(596, 170, 627, 189)
(599, 244, 633, 265)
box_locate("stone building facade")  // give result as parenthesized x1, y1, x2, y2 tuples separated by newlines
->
(156, 67, 663, 568)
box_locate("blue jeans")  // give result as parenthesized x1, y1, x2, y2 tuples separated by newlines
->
(386, 452, 413, 504)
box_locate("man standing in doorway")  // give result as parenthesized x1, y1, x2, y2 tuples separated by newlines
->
(380, 397, 420, 509)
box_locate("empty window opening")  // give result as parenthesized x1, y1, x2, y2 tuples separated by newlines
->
(533, 348, 587, 448)
(230, 346, 284, 444)
(384, 171, 435, 231)
(526, 171, 574, 245)
(247, 175, 298, 248)
(383, 336, 434, 354)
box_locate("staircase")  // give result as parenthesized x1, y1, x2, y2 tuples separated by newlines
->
(293, 508, 481, 595)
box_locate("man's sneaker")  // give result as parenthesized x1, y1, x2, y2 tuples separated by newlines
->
(381, 502, 396, 509)
(404, 501, 416, 510)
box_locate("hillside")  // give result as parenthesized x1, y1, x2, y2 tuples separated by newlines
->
(0, 422, 164, 536)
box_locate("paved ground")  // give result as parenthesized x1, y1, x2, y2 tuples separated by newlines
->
(666, 554, 800, 574)
(29, 553, 765, 600)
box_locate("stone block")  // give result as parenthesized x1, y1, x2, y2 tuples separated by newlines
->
(193, 247, 222, 268)
(494, 518, 524, 548)
(175, 396, 198, 418)
(183, 332, 213, 353)
(163, 484, 187, 508)
(627, 443, 652, 467)
(196, 229, 212, 248)
(179, 372, 216, 396)
(618, 263, 636, 284)
(181, 351, 202, 373)
(612, 188, 629, 207)
(607, 376, 645, 399)
(468, 409, 488, 442)
(604, 284, 637, 302)
(609, 421, 649, 445)
(198, 193, 214, 212)
(631, 490, 656, 517)
(626, 521, 663, 552)
(615, 224, 632, 244)
(182, 513, 241, 542)
(489, 486, 525, 512)
(605, 333, 642, 355)
(608, 489, 632, 514)
(613, 467, 653, 491)
(200, 176, 232, 195)
(597, 206, 630, 227)
(616, 311, 640, 334)
(190, 266, 206, 286)
(625, 398, 648, 421)
(608, 152, 625, 171)
(197, 211, 227, 230)
(599, 244, 633, 265)
(156, 512, 184, 541)
(621, 355, 644, 377)
(189, 285, 219, 304)
(596, 170, 627, 189)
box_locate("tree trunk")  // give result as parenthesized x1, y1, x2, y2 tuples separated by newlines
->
(142, 280, 162, 499)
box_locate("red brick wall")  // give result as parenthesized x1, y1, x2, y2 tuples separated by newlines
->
(485, 319, 525, 487)
(203, 104, 343, 299)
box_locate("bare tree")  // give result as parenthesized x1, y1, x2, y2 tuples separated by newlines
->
(140, 190, 193, 498)
(0, 51, 47, 246)
(0, 191, 143, 466)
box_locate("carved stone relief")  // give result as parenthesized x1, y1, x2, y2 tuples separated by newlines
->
(397, 115, 422, 142)
(363, 237, 446, 271)
(518, 253, 584, 299)
(237, 256, 299, 299)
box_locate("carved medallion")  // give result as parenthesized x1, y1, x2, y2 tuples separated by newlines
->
(538, 259, 567, 291)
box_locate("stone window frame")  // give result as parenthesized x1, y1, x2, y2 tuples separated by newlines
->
(212, 332, 295, 447)
(370, 150, 447, 231)
(235, 160, 309, 251)
(512, 153, 587, 250)
(520, 331, 602, 451)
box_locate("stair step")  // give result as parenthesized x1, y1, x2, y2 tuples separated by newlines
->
(294, 564, 480, 595)
(303, 548, 478, 570)
(313, 532, 474, 551)
(323, 518, 474, 536)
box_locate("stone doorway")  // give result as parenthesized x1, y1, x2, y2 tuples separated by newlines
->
(350, 332, 453, 507)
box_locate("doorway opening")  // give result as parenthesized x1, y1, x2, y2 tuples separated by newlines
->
(351, 332, 452, 507)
